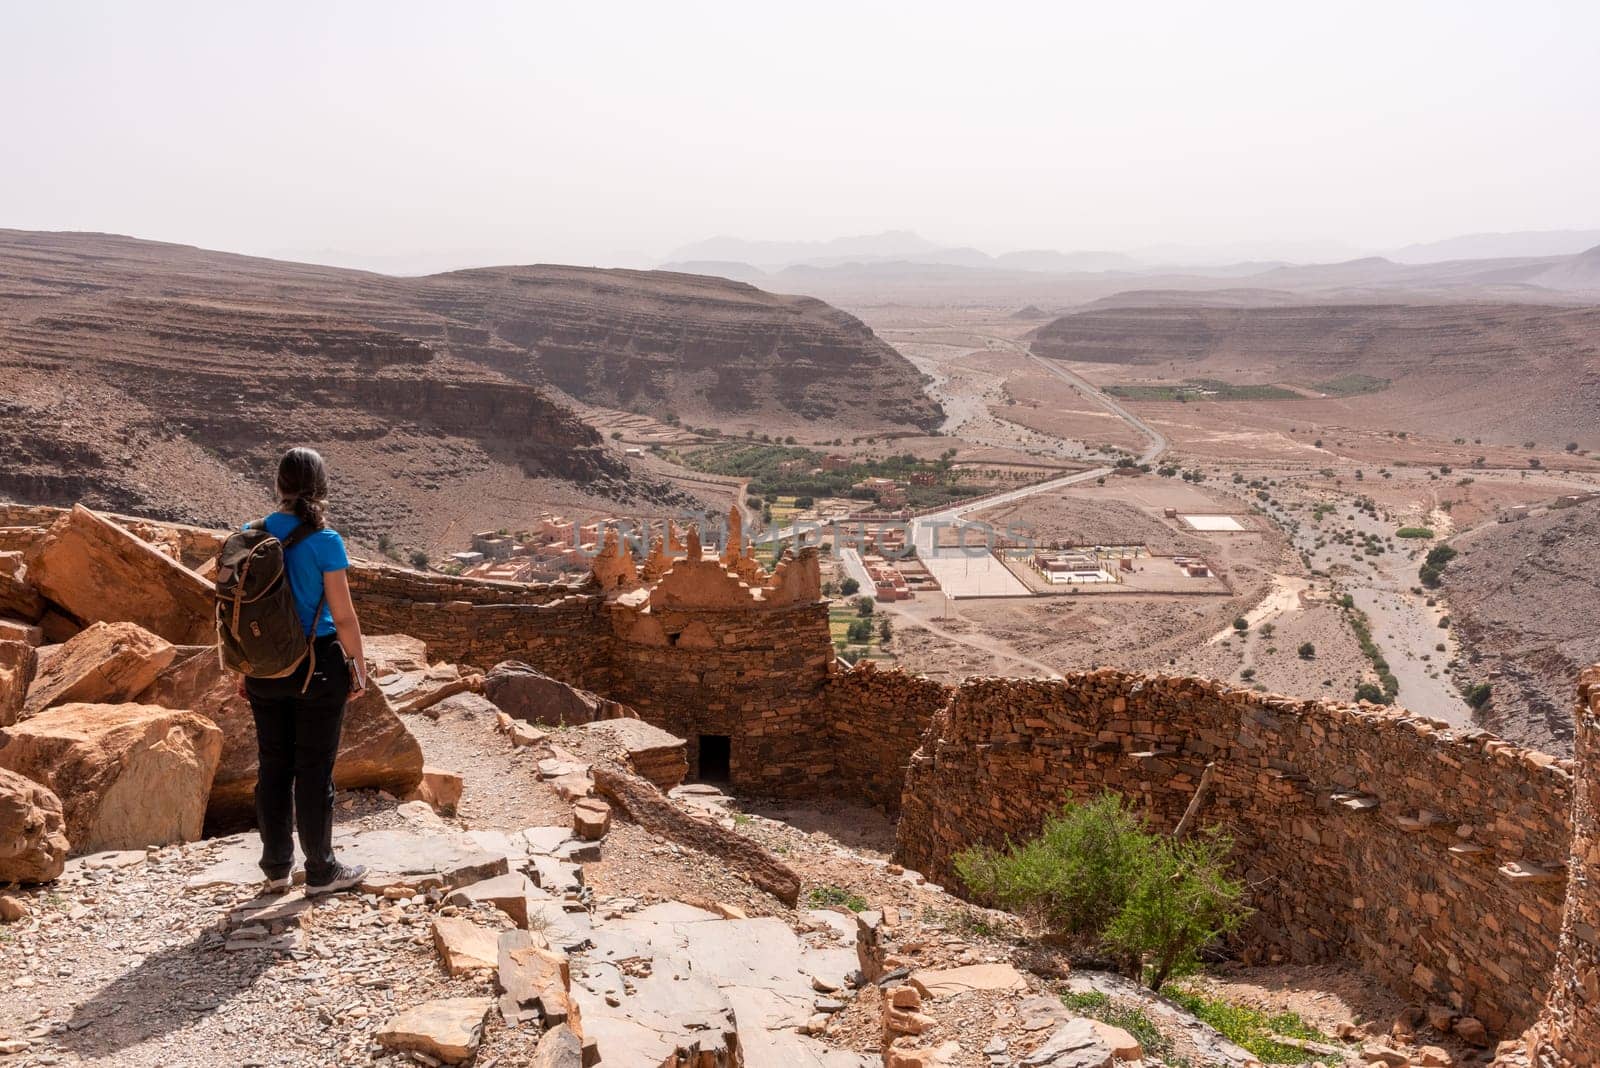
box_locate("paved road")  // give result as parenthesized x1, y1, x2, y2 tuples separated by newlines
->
(909, 334, 1168, 555)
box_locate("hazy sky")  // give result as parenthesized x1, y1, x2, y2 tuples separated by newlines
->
(4, 1, 1598, 271)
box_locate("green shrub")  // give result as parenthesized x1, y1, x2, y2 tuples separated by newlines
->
(807, 885, 868, 911)
(1297, 642, 1315, 659)
(954, 795, 1248, 990)
(839, 577, 860, 596)
(1395, 526, 1434, 539)
(1164, 987, 1333, 1064)
(1465, 682, 1491, 709)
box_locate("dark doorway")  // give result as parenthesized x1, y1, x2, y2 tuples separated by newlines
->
(697, 734, 731, 782)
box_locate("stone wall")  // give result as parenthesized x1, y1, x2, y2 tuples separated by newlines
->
(1515, 667, 1600, 1064)
(822, 665, 951, 812)
(607, 599, 836, 793)
(347, 564, 611, 685)
(896, 671, 1575, 1037)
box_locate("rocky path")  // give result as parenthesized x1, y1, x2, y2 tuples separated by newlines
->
(0, 697, 1201, 1068)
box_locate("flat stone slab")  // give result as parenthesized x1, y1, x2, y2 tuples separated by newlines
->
(375, 997, 492, 1066)
(909, 962, 1028, 999)
(185, 828, 507, 890)
(572, 900, 860, 1067)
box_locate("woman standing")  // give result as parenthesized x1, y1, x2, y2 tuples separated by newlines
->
(243, 447, 368, 894)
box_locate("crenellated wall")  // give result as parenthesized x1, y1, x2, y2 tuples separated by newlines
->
(895, 672, 1576, 1037)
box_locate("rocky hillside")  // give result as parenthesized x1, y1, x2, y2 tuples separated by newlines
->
(1442, 499, 1600, 755)
(0, 230, 937, 542)
(1028, 302, 1600, 446)
(407, 265, 942, 432)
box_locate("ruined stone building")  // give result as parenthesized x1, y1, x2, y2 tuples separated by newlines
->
(0, 501, 1595, 1062)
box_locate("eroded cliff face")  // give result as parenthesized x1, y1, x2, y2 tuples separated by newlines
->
(0, 231, 936, 538)
(405, 265, 943, 431)
(1027, 303, 1600, 447)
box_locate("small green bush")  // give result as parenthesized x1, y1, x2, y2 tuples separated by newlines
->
(1395, 526, 1434, 539)
(954, 794, 1247, 990)
(1297, 642, 1315, 660)
(807, 885, 868, 912)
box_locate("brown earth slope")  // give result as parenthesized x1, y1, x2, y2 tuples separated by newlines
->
(0, 230, 938, 542)
(1028, 302, 1600, 447)
(1441, 499, 1600, 756)
(411, 265, 942, 431)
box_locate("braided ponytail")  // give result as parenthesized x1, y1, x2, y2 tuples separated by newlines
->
(275, 447, 330, 530)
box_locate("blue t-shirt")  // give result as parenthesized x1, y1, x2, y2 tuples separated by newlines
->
(247, 513, 350, 638)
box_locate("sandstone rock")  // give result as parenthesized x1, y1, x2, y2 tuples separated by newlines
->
(531, 1023, 584, 1068)
(137, 646, 422, 827)
(0, 894, 28, 922)
(1416, 1045, 1453, 1067)
(1453, 1016, 1490, 1047)
(0, 766, 69, 883)
(0, 620, 44, 646)
(0, 702, 222, 853)
(1361, 1043, 1410, 1066)
(575, 718, 689, 790)
(0, 640, 36, 727)
(908, 962, 1027, 999)
(446, 873, 544, 928)
(375, 997, 491, 1066)
(484, 660, 630, 726)
(498, 928, 574, 1027)
(0, 570, 44, 623)
(22, 621, 175, 718)
(572, 797, 612, 841)
(887, 1039, 960, 1067)
(432, 915, 501, 975)
(1423, 1002, 1455, 1033)
(1088, 1021, 1141, 1062)
(24, 505, 213, 645)
(594, 763, 801, 906)
(405, 767, 464, 815)
(1021, 1018, 1114, 1067)
(883, 984, 938, 1045)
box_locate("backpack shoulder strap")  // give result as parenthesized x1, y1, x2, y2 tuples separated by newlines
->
(280, 521, 318, 551)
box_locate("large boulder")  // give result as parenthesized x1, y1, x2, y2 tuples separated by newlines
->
(22, 620, 175, 718)
(0, 766, 69, 883)
(0, 702, 222, 853)
(0, 570, 45, 623)
(23, 505, 214, 645)
(0, 640, 36, 728)
(138, 646, 423, 828)
(484, 661, 630, 727)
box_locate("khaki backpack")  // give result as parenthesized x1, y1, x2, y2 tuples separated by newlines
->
(215, 520, 326, 688)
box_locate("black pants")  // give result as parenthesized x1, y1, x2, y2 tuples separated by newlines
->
(245, 636, 350, 883)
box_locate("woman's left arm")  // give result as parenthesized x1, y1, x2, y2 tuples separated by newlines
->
(323, 569, 367, 698)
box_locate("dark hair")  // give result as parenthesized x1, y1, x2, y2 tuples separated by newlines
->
(276, 447, 330, 529)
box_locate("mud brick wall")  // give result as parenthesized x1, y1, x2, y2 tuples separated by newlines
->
(605, 601, 836, 794)
(896, 671, 1576, 1037)
(1516, 668, 1600, 1065)
(823, 665, 952, 812)
(349, 564, 611, 685)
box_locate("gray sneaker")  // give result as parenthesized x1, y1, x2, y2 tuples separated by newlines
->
(305, 863, 367, 896)
(262, 874, 293, 894)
